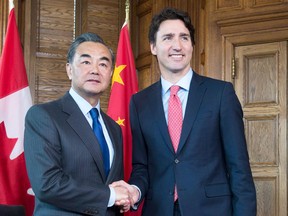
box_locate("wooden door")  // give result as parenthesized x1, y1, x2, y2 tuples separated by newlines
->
(233, 41, 287, 216)
(203, 1, 288, 215)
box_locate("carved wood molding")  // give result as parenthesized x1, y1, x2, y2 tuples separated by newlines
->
(216, 11, 288, 36)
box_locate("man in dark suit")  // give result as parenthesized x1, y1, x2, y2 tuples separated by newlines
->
(112, 7, 257, 216)
(24, 33, 129, 215)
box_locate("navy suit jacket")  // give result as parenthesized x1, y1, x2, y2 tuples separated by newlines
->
(24, 92, 123, 216)
(129, 72, 256, 216)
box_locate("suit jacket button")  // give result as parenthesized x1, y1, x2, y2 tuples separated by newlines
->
(175, 159, 179, 163)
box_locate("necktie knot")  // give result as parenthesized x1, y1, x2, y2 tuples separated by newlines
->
(170, 85, 180, 96)
(90, 108, 99, 121)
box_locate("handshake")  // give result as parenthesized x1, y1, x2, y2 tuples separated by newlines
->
(109, 180, 140, 213)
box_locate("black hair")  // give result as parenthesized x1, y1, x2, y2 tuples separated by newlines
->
(66, 32, 115, 68)
(148, 7, 195, 45)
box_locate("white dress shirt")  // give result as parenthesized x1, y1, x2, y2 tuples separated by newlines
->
(69, 88, 115, 207)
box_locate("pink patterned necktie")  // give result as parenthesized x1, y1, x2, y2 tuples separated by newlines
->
(168, 85, 183, 152)
(168, 85, 183, 201)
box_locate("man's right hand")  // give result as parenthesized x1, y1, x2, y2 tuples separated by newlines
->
(110, 180, 140, 212)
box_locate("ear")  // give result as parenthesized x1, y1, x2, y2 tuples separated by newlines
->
(110, 68, 113, 77)
(150, 43, 157, 55)
(66, 63, 72, 80)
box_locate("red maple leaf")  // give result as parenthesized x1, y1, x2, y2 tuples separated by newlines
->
(0, 121, 34, 216)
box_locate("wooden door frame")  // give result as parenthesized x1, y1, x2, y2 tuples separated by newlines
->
(217, 11, 288, 82)
(219, 15, 288, 215)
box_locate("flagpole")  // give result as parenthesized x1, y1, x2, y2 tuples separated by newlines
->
(125, 0, 130, 28)
(9, 0, 14, 12)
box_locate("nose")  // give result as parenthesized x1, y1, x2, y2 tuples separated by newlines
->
(90, 63, 99, 74)
(172, 38, 182, 51)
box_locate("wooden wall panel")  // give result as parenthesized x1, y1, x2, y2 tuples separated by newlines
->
(137, 13, 151, 58)
(86, 1, 120, 52)
(216, 0, 243, 10)
(38, 1, 74, 54)
(252, 0, 285, 7)
(24, 0, 125, 111)
(245, 54, 277, 104)
(138, 67, 153, 91)
(247, 117, 278, 165)
(131, 0, 154, 90)
(32, 0, 74, 104)
(35, 57, 70, 103)
(254, 177, 277, 216)
(0, 0, 9, 52)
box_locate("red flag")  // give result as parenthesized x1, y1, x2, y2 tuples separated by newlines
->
(0, 6, 34, 216)
(107, 22, 142, 215)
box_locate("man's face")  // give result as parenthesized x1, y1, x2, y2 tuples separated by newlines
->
(150, 19, 193, 77)
(66, 41, 113, 104)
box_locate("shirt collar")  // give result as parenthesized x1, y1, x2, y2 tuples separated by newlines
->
(161, 69, 193, 95)
(69, 88, 100, 116)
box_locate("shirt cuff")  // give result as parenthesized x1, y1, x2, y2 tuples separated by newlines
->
(108, 186, 116, 207)
(131, 185, 141, 209)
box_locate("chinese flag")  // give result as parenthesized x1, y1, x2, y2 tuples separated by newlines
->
(107, 22, 141, 215)
(0, 6, 34, 216)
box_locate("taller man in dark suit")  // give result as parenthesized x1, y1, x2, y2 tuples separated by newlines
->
(112, 7, 257, 216)
(24, 33, 129, 216)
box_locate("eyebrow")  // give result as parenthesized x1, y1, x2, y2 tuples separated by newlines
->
(162, 33, 174, 38)
(80, 54, 111, 63)
(80, 54, 92, 59)
(99, 56, 111, 63)
(179, 33, 190, 37)
(161, 32, 190, 38)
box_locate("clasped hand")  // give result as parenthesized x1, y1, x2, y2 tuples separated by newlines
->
(110, 180, 140, 213)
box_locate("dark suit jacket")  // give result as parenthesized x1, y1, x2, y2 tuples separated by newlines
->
(24, 92, 123, 216)
(129, 72, 256, 216)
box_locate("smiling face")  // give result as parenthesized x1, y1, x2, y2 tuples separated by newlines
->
(66, 41, 113, 106)
(150, 19, 193, 82)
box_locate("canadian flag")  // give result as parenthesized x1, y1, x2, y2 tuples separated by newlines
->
(0, 1, 34, 215)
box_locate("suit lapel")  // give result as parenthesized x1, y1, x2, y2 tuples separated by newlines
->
(100, 110, 121, 183)
(149, 81, 176, 154)
(61, 93, 106, 181)
(177, 73, 207, 153)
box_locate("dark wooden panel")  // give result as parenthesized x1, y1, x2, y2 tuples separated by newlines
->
(86, 0, 121, 53)
(27, 0, 125, 111)
(216, 0, 243, 10)
(38, 0, 74, 54)
(35, 56, 70, 103)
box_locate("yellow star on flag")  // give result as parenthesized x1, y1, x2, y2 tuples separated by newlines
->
(112, 65, 126, 87)
(116, 117, 125, 126)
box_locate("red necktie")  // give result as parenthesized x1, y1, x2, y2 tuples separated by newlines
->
(168, 85, 183, 201)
